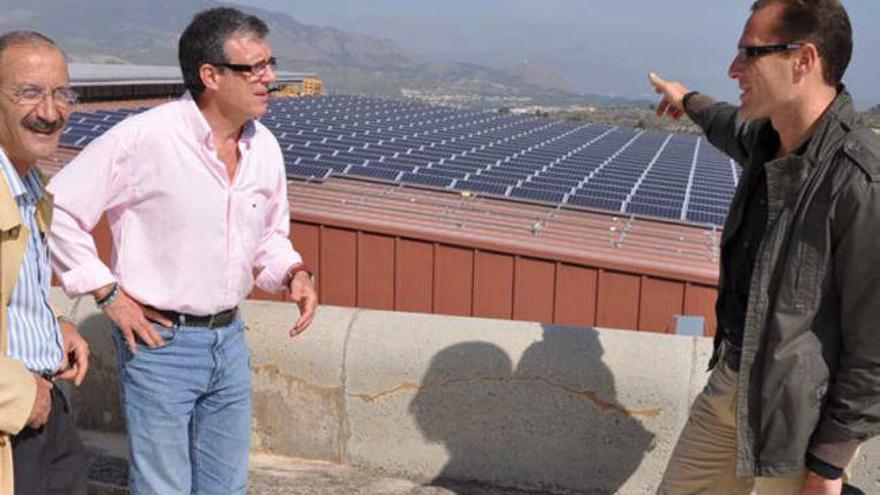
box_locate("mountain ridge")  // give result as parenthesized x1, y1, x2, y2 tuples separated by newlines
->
(0, 0, 647, 107)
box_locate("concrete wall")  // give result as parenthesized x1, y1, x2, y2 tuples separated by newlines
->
(52, 289, 880, 494)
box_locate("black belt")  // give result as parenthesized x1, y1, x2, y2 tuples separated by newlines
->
(158, 307, 238, 328)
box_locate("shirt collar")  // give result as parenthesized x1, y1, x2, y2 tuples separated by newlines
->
(181, 91, 257, 151)
(0, 147, 30, 200)
(21, 167, 46, 206)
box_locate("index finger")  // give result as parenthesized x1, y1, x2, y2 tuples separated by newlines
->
(290, 300, 317, 336)
(54, 367, 77, 382)
(649, 72, 667, 91)
(142, 307, 174, 328)
(118, 325, 138, 354)
(290, 310, 314, 336)
(656, 98, 670, 117)
(133, 319, 165, 348)
(74, 346, 89, 386)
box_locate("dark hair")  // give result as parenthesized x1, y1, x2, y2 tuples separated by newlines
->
(751, 0, 852, 85)
(178, 7, 268, 98)
(0, 30, 61, 61)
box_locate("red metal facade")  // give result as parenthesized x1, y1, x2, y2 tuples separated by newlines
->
(82, 203, 718, 336)
(284, 220, 718, 335)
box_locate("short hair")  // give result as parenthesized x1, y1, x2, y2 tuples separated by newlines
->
(0, 30, 61, 63)
(178, 7, 269, 99)
(751, 0, 852, 85)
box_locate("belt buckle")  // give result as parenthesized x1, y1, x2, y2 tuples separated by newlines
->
(207, 313, 216, 328)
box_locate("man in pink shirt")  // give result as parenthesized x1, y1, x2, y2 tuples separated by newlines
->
(47, 8, 317, 495)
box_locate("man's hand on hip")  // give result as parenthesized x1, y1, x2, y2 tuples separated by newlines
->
(287, 270, 317, 337)
(799, 471, 843, 495)
(56, 320, 90, 386)
(96, 284, 173, 353)
(27, 374, 53, 429)
(649, 72, 690, 120)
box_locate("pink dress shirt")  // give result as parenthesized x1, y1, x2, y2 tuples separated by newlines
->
(48, 94, 302, 315)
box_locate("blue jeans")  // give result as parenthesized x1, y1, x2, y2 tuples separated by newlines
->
(112, 317, 251, 495)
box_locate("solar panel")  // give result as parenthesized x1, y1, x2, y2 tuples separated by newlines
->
(286, 163, 332, 181)
(508, 187, 566, 204)
(567, 194, 623, 211)
(417, 167, 466, 179)
(399, 173, 455, 188)
(343, 166, 400, 182)
(454, 179, 509, 196)
(626, 203, 682, 218)
(61, 95, 739, 227)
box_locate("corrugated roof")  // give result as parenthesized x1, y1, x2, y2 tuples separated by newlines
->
(288, 177, 720, 285)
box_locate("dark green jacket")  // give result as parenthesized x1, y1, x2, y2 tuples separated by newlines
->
(690, 89, 880, 477)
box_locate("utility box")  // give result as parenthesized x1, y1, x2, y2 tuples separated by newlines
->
(673, 315, 705, 337)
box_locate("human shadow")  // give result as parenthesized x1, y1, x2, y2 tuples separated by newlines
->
(69, 312, 125, 432)
(409, 325, 655, 494)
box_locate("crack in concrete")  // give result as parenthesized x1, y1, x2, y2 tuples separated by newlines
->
(252, 365, 341, 396)
(338, 310, 360, 464)
(349, 374, 662, 418)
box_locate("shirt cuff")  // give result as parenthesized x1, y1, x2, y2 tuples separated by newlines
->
(57, 259, 116, 296)
(255, 253, 303, 294)
(808, 418, 861, 472)
(805, 452, 843, 480)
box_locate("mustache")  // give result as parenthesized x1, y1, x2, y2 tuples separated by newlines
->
(22, 115, 66, 134)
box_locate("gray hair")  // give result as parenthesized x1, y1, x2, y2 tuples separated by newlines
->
(0, 30, 61, 58)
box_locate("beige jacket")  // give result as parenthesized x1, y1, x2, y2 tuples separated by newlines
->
(0, 170, 53, 495)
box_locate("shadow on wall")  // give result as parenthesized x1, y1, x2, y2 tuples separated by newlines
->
(409, 325, 656, 494)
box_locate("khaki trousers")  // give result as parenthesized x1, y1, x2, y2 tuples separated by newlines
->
(657, 357, 806, 495)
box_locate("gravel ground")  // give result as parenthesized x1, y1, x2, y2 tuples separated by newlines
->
(84, 432, 561, 495)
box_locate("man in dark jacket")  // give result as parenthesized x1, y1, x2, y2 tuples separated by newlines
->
(650, 1, 880, 494)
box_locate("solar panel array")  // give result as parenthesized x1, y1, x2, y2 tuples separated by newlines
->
(60, 95, 739, 226)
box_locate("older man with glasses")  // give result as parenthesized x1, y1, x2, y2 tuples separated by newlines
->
(650, 1, 879, 494)
(47, 7, 318, 495)
(0, 31, 89, 495)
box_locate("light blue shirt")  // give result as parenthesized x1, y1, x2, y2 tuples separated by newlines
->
(0, 151, 63, 374)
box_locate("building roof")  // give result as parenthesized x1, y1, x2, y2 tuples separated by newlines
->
(69, 63, 316, 87)
(288, 177, 720, 285)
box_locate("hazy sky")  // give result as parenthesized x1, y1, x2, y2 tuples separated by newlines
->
(236, 0, 880, 106)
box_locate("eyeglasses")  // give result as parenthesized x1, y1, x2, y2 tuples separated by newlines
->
(210, 57, 277, 80)
(736, 43, 803, 60)
(5, 84, 79, 107)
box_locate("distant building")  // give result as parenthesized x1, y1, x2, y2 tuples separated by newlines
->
(274, 77, 324, 98)
(69, 63, 320, 101)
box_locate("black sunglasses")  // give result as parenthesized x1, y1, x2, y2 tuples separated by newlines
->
(737, 43, 803, 59)
(210, 57, 277, 77)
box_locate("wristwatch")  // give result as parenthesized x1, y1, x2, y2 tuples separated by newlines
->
(95, 283, 120, 309)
